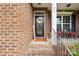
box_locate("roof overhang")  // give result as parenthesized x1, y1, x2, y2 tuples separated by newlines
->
(57, 3, 79, 15)
(32, 3, 51, 11)
(57, 3, 79, 11)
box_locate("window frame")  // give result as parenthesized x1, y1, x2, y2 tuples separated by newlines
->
(57, 15, 72, 32)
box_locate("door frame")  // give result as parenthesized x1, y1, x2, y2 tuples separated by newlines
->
(34, 11, 45, 38)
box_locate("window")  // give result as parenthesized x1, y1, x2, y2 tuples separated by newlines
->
(57, 16, 61, 31)
(57, 15, 71, 32)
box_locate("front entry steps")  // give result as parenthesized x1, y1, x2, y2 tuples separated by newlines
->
(26, 41, 54, 56)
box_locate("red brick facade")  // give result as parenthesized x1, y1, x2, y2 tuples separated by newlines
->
(0, 3, 51, 56)
(0, 3, 33, 56)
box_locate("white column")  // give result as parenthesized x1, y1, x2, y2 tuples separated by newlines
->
(51, 3, 57, 45)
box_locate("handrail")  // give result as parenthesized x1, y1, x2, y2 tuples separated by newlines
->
(52, 29, 73, 56)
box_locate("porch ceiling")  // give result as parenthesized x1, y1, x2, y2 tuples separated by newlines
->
(57, 3, 79, 11)
(32, 3, 51, 10)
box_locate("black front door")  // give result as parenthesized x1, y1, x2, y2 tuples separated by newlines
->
(35, 16, 44, 37)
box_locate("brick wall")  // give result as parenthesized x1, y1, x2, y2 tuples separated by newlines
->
(0, 3, 33, 56)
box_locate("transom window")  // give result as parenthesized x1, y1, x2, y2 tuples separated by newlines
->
(57, 15, 71, 32)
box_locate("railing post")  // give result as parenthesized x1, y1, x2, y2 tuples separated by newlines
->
(51, 3, 57, 45)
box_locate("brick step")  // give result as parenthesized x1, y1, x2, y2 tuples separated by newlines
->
(26, 47, 54, 56)
(26, 49, 54, 56)
(28, 44, 52, 48)
(26, 44, 54, 56)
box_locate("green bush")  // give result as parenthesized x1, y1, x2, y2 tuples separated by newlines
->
(68, 43, 79, 56)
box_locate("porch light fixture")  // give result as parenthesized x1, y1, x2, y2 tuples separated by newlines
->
(38, 3, 41, 5)
(66, 3, 71, 7)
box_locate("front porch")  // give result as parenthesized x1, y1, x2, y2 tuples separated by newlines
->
(56, 3, 79, 56)
(26, 3, 79, 56)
